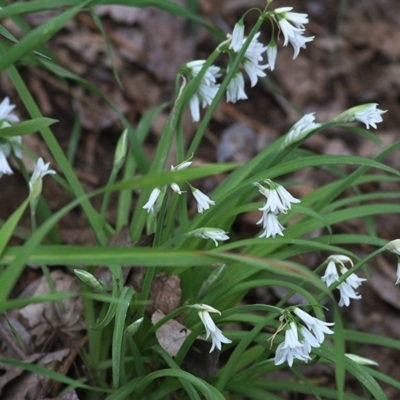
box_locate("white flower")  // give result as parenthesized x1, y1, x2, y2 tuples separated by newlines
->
(229, 22, 245, 52)
(353, 104, 386, 129)
(321, 259, 340, 287)
(255, 180, 300, 214)
(299, 326, 320, 353)
(29, 158, 56, 211)
(274, 7, 309, 28)
(274, 322, 312, 366)
(274, 340, 311, 366)
(143, 188, 161, 213)
(242, 32, 268, 87)
(274, 7, 314, 59)
(385, 239, 400, 255)
(226, 71, 248, 103)
(266, 40, 278, 70)
(0, 143, 13, 177)
(281, 322, 302, 349)
(337, 281, 362, 307)
(192, 304, 232, 353)
(384, 240, 400, 284)
(293, 308, 334, 344)
(191, 186, 215, 213)
(190, 227, 229, 247)
(257, 210, 285, 238)
(186, 60, 221, 122)
(170, 160, 192, 195)
(0, 97, 19, 126)
(283, 113, 321, 147)
(335, 103, 386, 129)
(321, 255, 366, 307)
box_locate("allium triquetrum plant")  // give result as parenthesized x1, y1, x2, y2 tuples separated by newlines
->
(1, 1, 400, 399)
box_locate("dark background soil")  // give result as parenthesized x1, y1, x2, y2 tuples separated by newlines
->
(1, 0, 400, 398)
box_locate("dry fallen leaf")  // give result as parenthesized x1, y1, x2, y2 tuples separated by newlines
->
(152, 310, 191, 357)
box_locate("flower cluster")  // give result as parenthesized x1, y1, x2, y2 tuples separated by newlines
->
(321, 255, 366, 307)
(183, 7, 314, 122)
(254, 179, 300, 238)
(143, 158, 215, 215)
(0, 97, 21, 177)
(273, 7, 314, 59)
(192, 304, 232, 353)
(273, 308, 334, 366)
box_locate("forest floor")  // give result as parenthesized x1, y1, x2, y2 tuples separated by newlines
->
(1, 0, 400, 398)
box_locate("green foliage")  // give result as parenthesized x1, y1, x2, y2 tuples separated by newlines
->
(0, 1, 398, 399)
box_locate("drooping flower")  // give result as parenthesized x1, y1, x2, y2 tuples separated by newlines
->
(143, 188, 162, 213)
(383, 239, 400, 284)
(185, 60, 221, 122)
(229, 21, 245, 52)
(257, 210, 285, 238)
(226, 71, 248, 103)
(321, 255, 366, 307)
(190, 227, 229, 247)
(293, 308, 334, 344)
(241, 32, 269, 87)
(0, 97, 19, 127)
(335, 103, 386, 129)
(0, 143, 13, 177)
(255, 179, 300, 214)
(271, 307, 334, 366)
(192, 304, 232, 353)
(0, 97, 21, 177)
(266, 38, 278, 70)
(283, 113, 321, 147)
(274, 7, 314, 59)
(29, 158, 56, 211)
(190, 185, 215, 213)
(353, 104, 386, 129)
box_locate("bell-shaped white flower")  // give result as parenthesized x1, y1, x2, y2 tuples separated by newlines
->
(255, 179, 300, 214)
(293, 308, 334, 344)
(29, 158, 56, 211)
(257, 210, 285, 238)
(274, 7, 314, 59)
(335, 103, 386, 129)
(384, 240, 400, 284)
(192, 304, 232, 353)
(0, 97, 19, 126)
(190, 185, 215, 213)
(242, 32, 268, 87)
(143, 188, 161, 213)
(385, 239, 400, 255)
(321, 255, 366, 307)
(283, 113, 321, 147)
(353, 104, 386, 129)
(189, 227, 229, 247)
(266, 38, 278, 70)
(186, 60, 221, 122)
(0, 143, 13, 177)
(226, 71, 248, 103)
(229, 21, 245, 52)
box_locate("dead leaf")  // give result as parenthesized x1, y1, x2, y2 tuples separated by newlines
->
(18, 270, 85, 348)
(152, 310, 190, 357)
